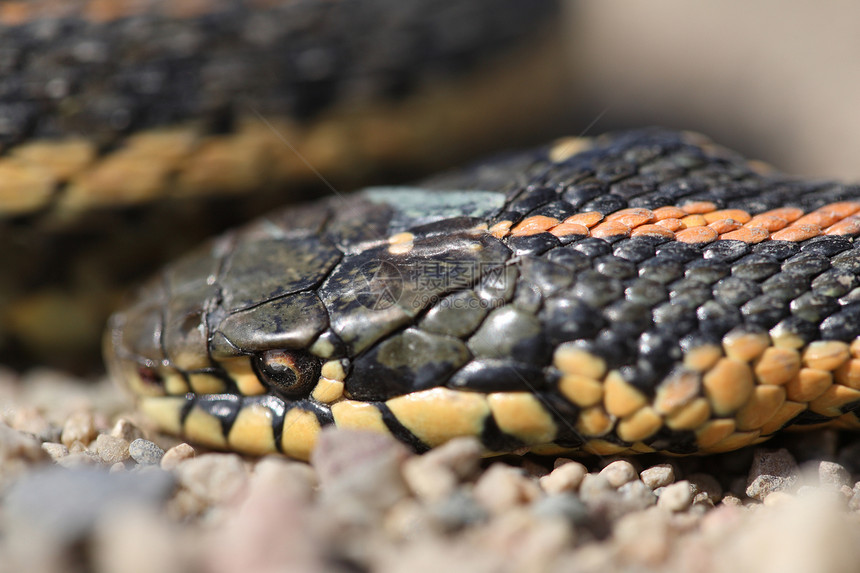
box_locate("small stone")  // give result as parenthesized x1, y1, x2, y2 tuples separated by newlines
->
(530, 493, 589, 525)
(640, 464, 675, 490)
(473, 463, 542, 514)
(160, 443, 196, 471)
(61, 411, 97, 448)
(402, 436, 482, 502)
(57, 451, 101, 468)
(657, 480, 693, 511)
(109, 462, 126, 474)
(818, 461, 851, 489)
(129, 439, 164, 465)
(688, 472, 723, 503)
(175, 453, 249, 506)
(311, 429, 410, 518)
(618, 479, 658, 510)
(428, 489, 489, 531)
(613, 507, 673, 566)
(539, 461, 587, 494)
(110, 418, 145, 442)
(720, 494, 744, 507)
(763, 491, 794, 507)
(96, 434, 130, 464)
(578, 473, 613, 502)
(41, 441, 69, 461)
(745, 448, 798, 500)
(11, 406, 56, 441)
(599, 460, 638, 488)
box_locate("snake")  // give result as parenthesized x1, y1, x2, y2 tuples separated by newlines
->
(106, 128, 860, 460)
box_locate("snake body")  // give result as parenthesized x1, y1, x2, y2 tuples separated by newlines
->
(106, 129, 860, 460)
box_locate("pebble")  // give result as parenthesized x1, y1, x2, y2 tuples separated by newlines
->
(745, 448, 798, 500)
(401, 436, 482, 502)
(818, 460, 851, 489)
(599, 460, 638, 488)
(688, 472, 723, 503)
(617, 479, 657, 510)
(175, 454, 249, 507)
(110, 418, 145, 442)
(428, 489, 489, 531)
(656, 480, 693, 511)
(640, 463, 675, 490)
(41, 441, 69, 461)
(614, 508, 673, 566)
(3, 467, 175, 543)
(539, 460, 587, 494)
(531, 493, 589, 525)
(96, 434, 130, 464)
(473, 463, 542, 514)
(129, 438, 165, 465)
(578, 473, 613, 501)
(60, 411, 97, 448)
(763, 491, 794, 507)
(311, 429, 411, 517)
(160, 443, 196, 470)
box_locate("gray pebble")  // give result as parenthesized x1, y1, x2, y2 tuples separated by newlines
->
(3, 467, 175, 543)
(129, 439, 165, 466)
(818, 461, 851, 489)
(531, 493, 589, 525)
(617, 479, 657, 510)
(428, 489, 488, 531)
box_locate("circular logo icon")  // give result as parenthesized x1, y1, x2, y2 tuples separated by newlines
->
(353, 260, 404, 310)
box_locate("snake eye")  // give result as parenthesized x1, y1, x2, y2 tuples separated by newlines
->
(253, 350, 321, 398)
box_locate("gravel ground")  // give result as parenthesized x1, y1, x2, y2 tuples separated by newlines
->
(4, 368, 860, 573)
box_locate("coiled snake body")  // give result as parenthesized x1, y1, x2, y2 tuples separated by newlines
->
(107, 129, 860, 460)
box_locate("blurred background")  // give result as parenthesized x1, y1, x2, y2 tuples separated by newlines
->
(565, 1, 860, 179)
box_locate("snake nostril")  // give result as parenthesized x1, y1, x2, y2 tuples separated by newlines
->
(137, 366, 164, 388)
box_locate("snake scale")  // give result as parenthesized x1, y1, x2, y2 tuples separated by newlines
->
(107, 128, 860, 460)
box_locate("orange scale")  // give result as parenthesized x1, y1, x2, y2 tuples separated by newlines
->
(770, 223, 823, 242)
(824, 215, 860, 236)
(703, 209, 752, 224)
(675, 226, 718, 244)
(549, 222, 589, 238)
(745, 214, 790, 232)
(606, 208, 655, 227)
(630, 224, 676, 240)
(652, 206, 687, 221)
(719, 226, 770, 244)
(758, 207, 804, 224)
(655, 218, 685, 232)
(680, 214, 708, 228)
(511, 215, 559, 237)
(489, 220, 513, 239)
(681, 201, 717, 215)
(590, 220, 630, 239)
(563, 211, 603, 228)
(708, 219, 743, 234)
